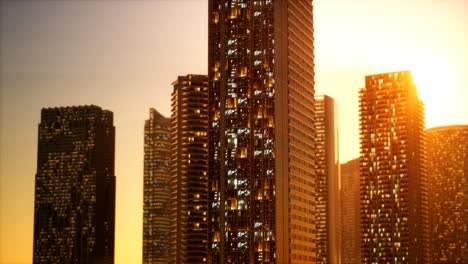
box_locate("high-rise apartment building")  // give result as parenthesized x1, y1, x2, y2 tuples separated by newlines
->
(359, 71, 428, 263)
(315, 95, 340, 264)
(142, 108, 171, 264)
(340, 158, 360, 264)
(170, 74, 209, 263)
(426, 125, 468, 263)
(208, 1, 316, 263)
(33, 105, 115, 264)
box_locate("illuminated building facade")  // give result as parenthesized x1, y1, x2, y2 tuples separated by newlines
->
(33, 105, 115, 264)
(208, 1, 316, 263)
(340, 158, 360, 264)
(170, 74, 209, 263)
(142, 108, 171, 263)
(359, 71, 428, 263)
(426, 125, 468, 263)
(315, 95, 340, 263)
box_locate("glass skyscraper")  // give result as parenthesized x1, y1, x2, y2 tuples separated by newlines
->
(207, 1, 316, 263)
(359, 71, 428, 263)
(315, 95, 340, 264)
(426, 125, 468, 263)
(143, 108, 171, 264)
(170, 74, 209, 263)
(340, 158, 360, 264)
(33, 105, 115, 264)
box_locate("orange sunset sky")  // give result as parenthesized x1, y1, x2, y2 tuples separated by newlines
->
(1, 0, 467, 263)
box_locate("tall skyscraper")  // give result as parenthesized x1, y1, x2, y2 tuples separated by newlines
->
(340, 158, 361, 264)
(426, 125, 468, 263)
(359, 71, 428, 263)
(33, 105, 115, 264)
(208, 1, 316, 263)
(170, 74, 209, 263)
(142, 108, 171, 264)
(315, 95, 340, 263)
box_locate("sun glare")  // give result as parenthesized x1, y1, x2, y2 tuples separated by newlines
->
(409, 57, 456, 127)
(411, 58, 454, 100)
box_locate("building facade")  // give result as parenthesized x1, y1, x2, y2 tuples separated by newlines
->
(315, 95, 340, 264)
(426, 125, 468, 263)
(359, 71, 428, 263)
(340, 158, 361, 264)
(208, 1, 316, 263)
(33, 105, 115, 264)
(170, 74, 209, 263)
(142, 108, 172, 263)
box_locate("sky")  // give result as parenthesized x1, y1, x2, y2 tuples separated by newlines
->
(1, 0, 467, 263)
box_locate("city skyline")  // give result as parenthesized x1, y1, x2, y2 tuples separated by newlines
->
(1, 1, 467, 263)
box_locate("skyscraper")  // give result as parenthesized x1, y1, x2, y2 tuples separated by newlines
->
(142, 108, 171, 264)
(315, 95, 340, 263)
(340, 158, 361, 264)
(208, 1, 316, 263)
(359, 71, 428, 263)
(33, 105, 115, 264)
(170, 74, 209, 263)
(426, 125, 468, 263)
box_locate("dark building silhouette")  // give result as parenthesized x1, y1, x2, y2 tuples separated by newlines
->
(359, 71, 428, 263)
(340, 158, 360, 264)
(33, 105, 115, 264)
(142, 109, 171, 264)
(426, 125, 468, 263)
(315, 95, 341, 263)
(207, 1, 316, 263)
(170, 74, 209, 263)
